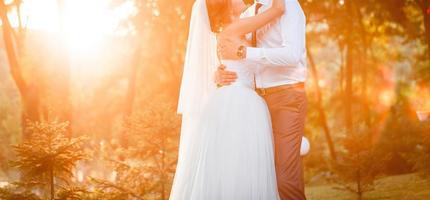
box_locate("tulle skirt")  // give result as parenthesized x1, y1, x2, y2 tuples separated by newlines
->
(170, 84, 279, 200)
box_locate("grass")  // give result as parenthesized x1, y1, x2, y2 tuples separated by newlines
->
(306, 173, 430, 200)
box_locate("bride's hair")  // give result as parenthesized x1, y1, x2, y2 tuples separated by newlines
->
(206, 0, 232, 33)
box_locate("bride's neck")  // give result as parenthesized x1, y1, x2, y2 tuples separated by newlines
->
(230, 13, 241, 21)
(229, 15, 241, 25)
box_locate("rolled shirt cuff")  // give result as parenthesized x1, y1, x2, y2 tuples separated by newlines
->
(246, 47, 262, 62)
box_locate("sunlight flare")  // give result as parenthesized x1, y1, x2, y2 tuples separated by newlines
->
(10, 0, 136, 53)
(379, 89, 394, 107)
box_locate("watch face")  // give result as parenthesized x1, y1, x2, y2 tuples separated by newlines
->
(242, 0, 255, 6)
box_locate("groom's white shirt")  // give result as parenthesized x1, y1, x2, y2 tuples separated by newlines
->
(242, 0, 307, 88)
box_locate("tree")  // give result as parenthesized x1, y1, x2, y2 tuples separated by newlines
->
(377, 83, 422, 174)
(411, 121, 430, 177)
(1, 0, 74, 139)
(2, 121, 87, 200)
(0, 0, 41, 139)
(91, 99, 180, 200)
(368, 0, 430, 81)
(300, 0, 421, 197)
(330, 131, 381, 200)
(306, 44, 337, 162)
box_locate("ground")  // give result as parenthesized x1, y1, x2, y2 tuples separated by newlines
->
(306, 173, 430, 200)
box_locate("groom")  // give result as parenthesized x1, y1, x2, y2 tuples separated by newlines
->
(215, 0, 307, 199)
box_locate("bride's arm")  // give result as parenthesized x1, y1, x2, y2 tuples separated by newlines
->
(223, 0, 285, 36)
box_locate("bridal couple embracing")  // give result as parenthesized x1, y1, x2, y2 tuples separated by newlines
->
(170, 0, 308, 199)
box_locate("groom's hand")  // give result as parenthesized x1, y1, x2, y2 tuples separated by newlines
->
(218, 37, 242, 60)
(214, 65, 237, 86)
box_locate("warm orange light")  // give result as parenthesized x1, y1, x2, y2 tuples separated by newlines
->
(411, 85, 430, 123)
(318, 80, 326, 88)
(0, 181, 9, 188)
(109, 170, 118, 182)
(18, 0, 58, 32)
(416, 110, 430, 122)
(77, 169, 84, 182)
(9, 0, 136, 54)
(379, 89, 394, 107)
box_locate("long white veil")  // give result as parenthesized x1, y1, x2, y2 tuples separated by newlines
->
(171, 0, 218, 199)
(177, 0, 218, 116)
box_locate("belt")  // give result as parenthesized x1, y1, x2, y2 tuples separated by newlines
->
(256, 82, 305, 96)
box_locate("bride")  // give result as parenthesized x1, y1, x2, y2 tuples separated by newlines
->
(170, 0, 285, 199)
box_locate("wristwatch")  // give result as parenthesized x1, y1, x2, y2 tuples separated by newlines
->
(237, 45, 246, 59)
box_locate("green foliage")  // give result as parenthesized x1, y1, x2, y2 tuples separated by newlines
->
(12, 121, 87, 182)
(54, 186, 91, 200)
(330, 129, 382, 200)
(89, 99, 180, 200)
(0, 187, 42, 200)
(0, 91, 21, 176)
(376, 84, 422, 174)
(300, 1, 430, 191)
(408, 122, 430, 177)
(0, 121, 88, 199)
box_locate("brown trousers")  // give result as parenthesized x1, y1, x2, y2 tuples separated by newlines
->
(262, 87, 307, 200)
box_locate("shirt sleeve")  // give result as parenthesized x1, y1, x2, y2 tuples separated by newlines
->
(245, 0, 306, 68)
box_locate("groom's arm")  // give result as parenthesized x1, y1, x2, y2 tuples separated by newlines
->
(214, 65, 238, 86)
(218, 1, 306, 67)
(246, 1, 306, 67)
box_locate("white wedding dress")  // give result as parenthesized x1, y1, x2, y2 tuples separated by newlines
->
(170, 59, 280, 200)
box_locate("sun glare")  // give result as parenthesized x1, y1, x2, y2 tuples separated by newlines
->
(17, 0, 53, 31)
(9, 0, 135, 54)
(63, 0, 116, 53)
(379, 89, 394, 107)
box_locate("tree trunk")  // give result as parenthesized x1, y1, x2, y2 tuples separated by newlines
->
(50, 168, 54, 200)
(306, 45, 337, 162)
(161, 144, 166, 200)
(0, 0, 24, 96)
(354, 1, 372, 127)
(14, 0, 24, 55)
(356, 153, 362, 200)
(57, 0, 73, 137)
(338, 42, 345, 93)
(345, 45, 354, 134)
(1, 0, 40, 139)
(345, 0, 354, 134)
(124, 45, 141, 116)
(120, 45, 141, 147)
(423, 1, 430, 60)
